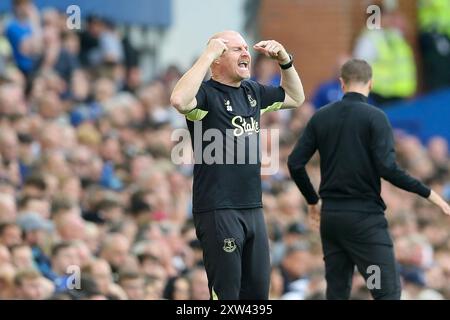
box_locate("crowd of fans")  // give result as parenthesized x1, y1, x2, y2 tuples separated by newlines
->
(0, 0, 449, 300)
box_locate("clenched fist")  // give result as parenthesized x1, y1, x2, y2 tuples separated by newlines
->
(253, 40, 290, 65)
(205, 38, 229, 61)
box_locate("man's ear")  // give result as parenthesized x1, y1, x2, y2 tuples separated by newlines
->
(339, 77, 346, 92)
(368, 79, 373, 91)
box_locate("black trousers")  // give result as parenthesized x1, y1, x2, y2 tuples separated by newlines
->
(321, 210, 401, 300)
(193, 208, 270, 300)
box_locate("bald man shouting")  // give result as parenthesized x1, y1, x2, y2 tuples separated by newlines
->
(171, 30, 305, 300)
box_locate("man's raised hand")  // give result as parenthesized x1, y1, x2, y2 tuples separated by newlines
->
(428, 190, 450, 216)
(205, 38, 229, 61)
(253, 40, 290, 65)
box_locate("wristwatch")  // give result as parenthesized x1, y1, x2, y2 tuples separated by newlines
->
(279, 54, 293, 70)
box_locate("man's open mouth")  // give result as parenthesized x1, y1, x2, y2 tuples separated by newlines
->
(238, 61, 249, 69)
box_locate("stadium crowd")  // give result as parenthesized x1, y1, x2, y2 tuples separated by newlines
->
(0, 0, 449, 300)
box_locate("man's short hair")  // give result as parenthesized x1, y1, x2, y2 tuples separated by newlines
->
(0, 222, 19, 236)
(136, 253, 160, 265)
(13, 0, 30, 7)
(340, 59, 372, 85)
(51, 241, 74, 258)
(17, 195, 41, 209)
(24, 174, 47, 191)
(14, 269, 41, 287)
(118, 271, 142, 284)
(284, 241, 310, 258)
(0, 176, 14, 187)
(10, 243, 30, 254)
(96, 198, 122, 212)
(51, 197, 74, 216)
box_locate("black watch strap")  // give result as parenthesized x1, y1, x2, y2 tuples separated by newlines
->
(279, 54, 293, 70)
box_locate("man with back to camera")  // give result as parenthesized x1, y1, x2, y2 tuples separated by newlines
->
(170, 30, 305, 299)
(287, 58, 450, 300)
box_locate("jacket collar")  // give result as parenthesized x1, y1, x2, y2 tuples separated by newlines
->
(342, 92, 369, 103)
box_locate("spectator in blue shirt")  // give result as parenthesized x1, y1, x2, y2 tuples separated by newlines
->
(5, 0, 42, 75)
(17, 212, 54, 280)
(311, 77, 343, 110)
(49, 242, 80, 292)
(311, 55, 348, 109)
(251, 53, 281, 86)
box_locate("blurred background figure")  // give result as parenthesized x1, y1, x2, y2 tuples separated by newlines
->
(251, 53, 281, 86)
(353, 3, 416, 106)
(417, 0, 450, 92)
(14, 268, 53, 300)
(5, 0, 42, 76)
(311, 54, 348, 109)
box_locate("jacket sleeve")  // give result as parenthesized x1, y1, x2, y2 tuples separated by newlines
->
(369, 110, 430, 198)
(287, 118, 320, 204)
